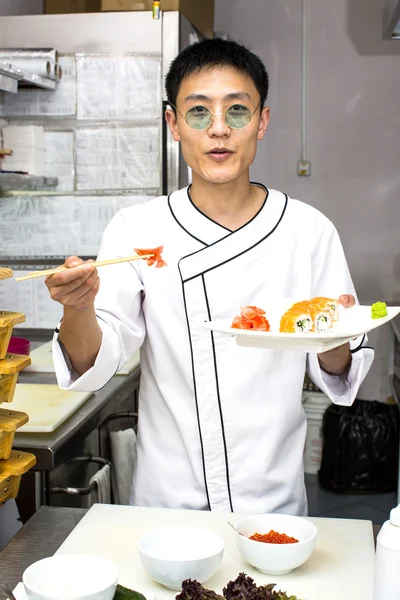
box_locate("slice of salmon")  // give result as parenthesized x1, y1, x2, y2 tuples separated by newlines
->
(134, 246, 167, 268)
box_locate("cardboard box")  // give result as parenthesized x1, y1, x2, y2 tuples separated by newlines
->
(45, 0, 101, 13)
(100, 1, 214, 38)
(45, 0, 214, 38)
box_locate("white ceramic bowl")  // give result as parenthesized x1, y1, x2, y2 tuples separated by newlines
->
(235, 514, 317, 575)
(138, 526, 224, 590)
(22, 554, 118, 600)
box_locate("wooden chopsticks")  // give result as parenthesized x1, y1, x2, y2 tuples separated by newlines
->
(14, 254, 153, 282)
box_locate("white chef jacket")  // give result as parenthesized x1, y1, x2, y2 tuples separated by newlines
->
(53, 185, 374, 515)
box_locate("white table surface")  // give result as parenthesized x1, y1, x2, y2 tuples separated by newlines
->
(24, 341, 140, 375)
(53, 504, 375, 600)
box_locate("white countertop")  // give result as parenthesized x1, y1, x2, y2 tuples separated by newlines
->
(56, 504, 375, 600)
(24, 341, 140, 375)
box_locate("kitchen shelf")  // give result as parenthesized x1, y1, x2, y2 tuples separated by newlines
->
(0, 60, 56, 91)
(0, 73, 17, 94)
(0, 188, 159, 198)
(0, 174, 58, 192)
(0, 257, 92, 264)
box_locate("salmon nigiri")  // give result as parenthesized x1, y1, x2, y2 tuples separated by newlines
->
(134, 245, 167, 268)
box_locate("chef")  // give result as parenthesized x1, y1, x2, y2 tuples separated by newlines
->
(47, 38, 374, 515)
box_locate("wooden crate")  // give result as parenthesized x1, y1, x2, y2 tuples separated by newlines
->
(0, 312, 26, 359)
(0, 372, 19, 405)
(0, 353, 31, 375)
(0, 471, 21, 505)
(0, 449, 36, 506)
(0, 355, 31, 406)
(0, 408, 29, 460)
(0, 354, 31, 404)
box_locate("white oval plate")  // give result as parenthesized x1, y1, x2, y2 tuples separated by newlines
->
(202, 305, 400, 353)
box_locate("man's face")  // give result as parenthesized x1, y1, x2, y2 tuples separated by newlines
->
(166, 66, 270, 186)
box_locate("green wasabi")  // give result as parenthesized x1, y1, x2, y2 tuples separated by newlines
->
(371, 301, 388, 319)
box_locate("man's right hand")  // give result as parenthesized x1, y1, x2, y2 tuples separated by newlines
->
(46, 256, 103, 376)
(45, 256, 100, 311)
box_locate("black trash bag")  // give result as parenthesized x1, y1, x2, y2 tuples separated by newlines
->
(318, 399, 399, 494)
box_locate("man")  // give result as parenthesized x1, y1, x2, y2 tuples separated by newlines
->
(47, 38, 374, 515)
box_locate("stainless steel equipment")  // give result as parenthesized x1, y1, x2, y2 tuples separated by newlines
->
(384, 0, 400, 39)
(0, 10, 206, 513)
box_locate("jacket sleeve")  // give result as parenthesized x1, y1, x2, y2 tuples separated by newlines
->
(53, 208, 145, 392)
(306, 216, 374, 406)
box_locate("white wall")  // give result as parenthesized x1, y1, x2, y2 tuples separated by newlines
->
(0, 0, 43, 16)
(215, 0, 400, 401)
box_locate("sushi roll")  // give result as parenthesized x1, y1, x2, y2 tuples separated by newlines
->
(279, 307, 313, 333)
(280, 299, 334, 333)
(310, 296, 339, 321)
(296, 299, 334, 332)
(308, 302, 333, 333)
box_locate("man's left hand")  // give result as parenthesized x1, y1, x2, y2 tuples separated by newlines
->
(317, 294, 355, 376)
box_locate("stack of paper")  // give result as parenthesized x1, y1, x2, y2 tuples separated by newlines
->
(2, 125, 45, 175)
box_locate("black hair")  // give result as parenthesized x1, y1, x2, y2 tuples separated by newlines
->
(165, 38, 269, 111)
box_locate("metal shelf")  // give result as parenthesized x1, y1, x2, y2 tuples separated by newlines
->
(0, 187, 158, 198)
(0, 173, 58, 192)
(0, 256, 94, 264)
(0, 60, 56, 91)
(0, 73, 17, 93)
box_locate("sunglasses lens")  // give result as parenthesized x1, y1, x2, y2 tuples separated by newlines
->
(225, 104, 253, 129)
(185, 106, 212, 129)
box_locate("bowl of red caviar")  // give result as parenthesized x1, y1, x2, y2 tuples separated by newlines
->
(234, 514, 317, 575)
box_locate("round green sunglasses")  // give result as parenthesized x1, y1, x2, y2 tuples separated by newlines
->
(171, 102, 262, 130)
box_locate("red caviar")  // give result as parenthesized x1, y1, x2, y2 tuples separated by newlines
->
(249, 530, 299, 544)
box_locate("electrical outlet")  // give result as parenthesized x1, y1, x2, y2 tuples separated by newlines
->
(297, 160, 311, 176)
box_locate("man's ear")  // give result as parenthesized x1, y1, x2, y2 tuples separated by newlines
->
(257, 106, 271, 141)
(165, 108, 181, 142)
